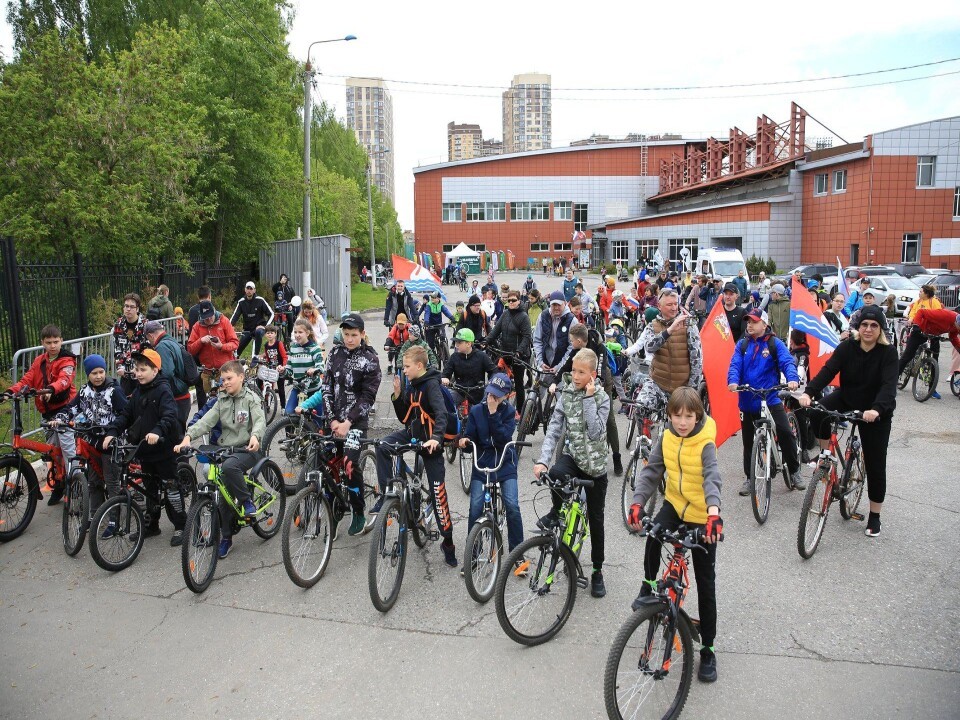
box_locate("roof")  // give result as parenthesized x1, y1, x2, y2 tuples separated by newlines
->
(592, 195, 792, 230)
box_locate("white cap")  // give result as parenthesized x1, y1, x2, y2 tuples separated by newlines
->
(245, 281, 256, 290)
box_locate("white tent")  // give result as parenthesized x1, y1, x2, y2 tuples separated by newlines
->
(445, 242, 480, 260)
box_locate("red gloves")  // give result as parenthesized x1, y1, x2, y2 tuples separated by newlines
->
(705, 514, 723, 542)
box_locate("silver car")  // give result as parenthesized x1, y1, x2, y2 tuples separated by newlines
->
(868, 275, 921, 315)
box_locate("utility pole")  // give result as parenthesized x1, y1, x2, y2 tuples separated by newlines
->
(367, 160, 376, 290)
(302, 62, 313, 296)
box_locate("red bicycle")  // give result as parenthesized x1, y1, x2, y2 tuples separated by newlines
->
(443, 381, 485, 494)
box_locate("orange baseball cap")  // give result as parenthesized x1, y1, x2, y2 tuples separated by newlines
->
(132, 348, 162, 369)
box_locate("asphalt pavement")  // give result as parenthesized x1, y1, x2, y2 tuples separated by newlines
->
(2, 270, 958, 719)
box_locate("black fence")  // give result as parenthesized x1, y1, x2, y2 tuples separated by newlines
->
(0, 236, 253, 375)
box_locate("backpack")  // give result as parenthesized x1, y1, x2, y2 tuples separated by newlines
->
(401, 384, 460, 444)
(178, 344, 200, 385)
(146, 296, 165, 321)
(738, 335, 780, 367)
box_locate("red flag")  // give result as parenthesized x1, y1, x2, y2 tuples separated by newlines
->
(701, 300, 739, 448)
(789, 277, 840, 387)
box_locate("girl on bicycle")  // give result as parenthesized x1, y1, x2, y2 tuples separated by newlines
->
(627, 386, 723, 684)
(285, 319, 324, 416)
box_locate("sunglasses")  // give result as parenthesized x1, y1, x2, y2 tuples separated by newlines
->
(859, 321, 881, 329)
(507, 297, 520, 303)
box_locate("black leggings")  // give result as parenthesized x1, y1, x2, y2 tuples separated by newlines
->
(898, 326, 939, 375)
(807, 393, 891, 504)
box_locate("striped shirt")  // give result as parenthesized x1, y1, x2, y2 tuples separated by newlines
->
(287, 341, 324, 391)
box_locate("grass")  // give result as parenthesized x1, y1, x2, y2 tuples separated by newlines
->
(350, 282, 389, 312)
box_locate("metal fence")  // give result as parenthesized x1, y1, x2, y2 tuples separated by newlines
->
(259, 235, 352, 319)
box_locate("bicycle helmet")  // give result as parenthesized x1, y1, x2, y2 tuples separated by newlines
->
(454, 328, 475, 343)
(610, 317, 625, 329)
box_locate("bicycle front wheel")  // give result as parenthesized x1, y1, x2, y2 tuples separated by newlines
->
(62, 468, 90, 556)
(182, 495, 220, 594)
(517, 397, 539, 440)
(262, 415, 307, 496)
(0, 457, 39, 542)
(262, 387, 279, 425)
(463, 518, 503, 604)
(897, 360, 913, 390)
(368, 497, 407, 612)
(749, 429, 772, 525)
(89, 495, 145, 572)
(251, 460, 286, 540)
(604, 603, 695, 720)
(912, 357, 938, 402)
(951, 371, 960, 398)
(459, 448, 472, 495)
(840, 446, 866, 521)
(797, 463, 832, 559)
(281, 485, 332, 588)
(495, 534, 577, 646)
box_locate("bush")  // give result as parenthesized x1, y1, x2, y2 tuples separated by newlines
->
(746, 254, 765, 276)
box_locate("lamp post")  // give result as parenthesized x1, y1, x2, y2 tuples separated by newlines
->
(366, 147, 390, 290)
(302, 34, 356, 296)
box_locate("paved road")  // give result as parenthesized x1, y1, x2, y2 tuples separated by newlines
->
(3, 270, 958, 719)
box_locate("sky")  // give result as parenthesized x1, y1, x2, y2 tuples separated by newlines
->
(4, 1, 960, 232)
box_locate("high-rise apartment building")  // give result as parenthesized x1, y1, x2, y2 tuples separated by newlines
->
(345, 77, 395, 203)
(481, 138, 503, 157)
(502, 73, 551, 154)
(448, 122, 483, 162)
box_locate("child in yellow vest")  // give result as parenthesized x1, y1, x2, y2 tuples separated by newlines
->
(627, 386, 723, 684)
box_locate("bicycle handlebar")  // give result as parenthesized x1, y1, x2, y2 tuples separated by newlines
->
(358, 438, 433, 457)
(640, 516, 724, 549)
(532, 470, 595, 491)
(734, 383, 791, 394)
(460, 439, 532, 473)
(804, 403, 864, 422)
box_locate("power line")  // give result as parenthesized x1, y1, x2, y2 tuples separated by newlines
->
(208, 0, 288, 65)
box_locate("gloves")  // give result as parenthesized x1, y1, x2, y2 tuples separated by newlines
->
(627, 503, 644, 527)
(705, 514, 723, 541)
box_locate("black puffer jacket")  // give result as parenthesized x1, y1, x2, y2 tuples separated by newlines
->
(106, 376, 183, 461)
(485, 307, 532, 358)
(441, 349, 497, 404)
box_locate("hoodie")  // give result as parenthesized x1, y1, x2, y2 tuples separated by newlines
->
(392, 368, 447, 444)
(187, 385, 266, 449)
(463, 399, 518, 479)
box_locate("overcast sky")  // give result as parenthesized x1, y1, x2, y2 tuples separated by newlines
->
(4, 1, 960, 232)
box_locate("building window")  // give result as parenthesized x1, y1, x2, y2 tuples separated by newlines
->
(833, 169, 847, 192)
(636, 239, 659, 262)
(954, 187, 960, 218)
(485, 202, 506, 221)
(917, 156, 936, 187)
(574, 203, 588, 231)
(531, 243, 549, 252)
(442, 244, 454, 253)
(902, 234, 921, 263)
(442, 203, 461, 222)
(814, 173, 828, 195)
(465, 202, 486, 222)
(554, 243, 572, 252)
(554, 201, 573, 221)
(510, 201, 550, 221)
(668, 238, 698, 266)
(612, 240, 629, 263)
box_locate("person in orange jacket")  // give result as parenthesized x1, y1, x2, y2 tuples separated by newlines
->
(598, 277, 616, 323)
(187, 300, 240, 396)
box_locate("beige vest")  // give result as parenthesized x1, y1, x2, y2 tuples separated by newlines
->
(650, 321, 691, 392)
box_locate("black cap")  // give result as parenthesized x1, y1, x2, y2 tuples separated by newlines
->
(857, 304, 886, 327)
(340, 313, 365, 331)
(467, 294, 482, 307)
(198, 300, 215, 321)
(723, 282, 739, 293)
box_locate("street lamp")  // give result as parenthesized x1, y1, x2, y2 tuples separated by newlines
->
(302, 34, 356, 296)
(366, 148, 390, 289)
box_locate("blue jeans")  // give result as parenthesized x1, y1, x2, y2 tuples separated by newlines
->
(284, 387, 300, 415)
(469, 471, 523, 552)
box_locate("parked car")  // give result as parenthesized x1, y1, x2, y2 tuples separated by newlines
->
(789, 263, 838, 279)
(926, 268, 954, 276)
(885, 263, 928, 278)
(910, 274, 936, 288)
(867, 275, 921, 316)
(844, 265, 900, 279)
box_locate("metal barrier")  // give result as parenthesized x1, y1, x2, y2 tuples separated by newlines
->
(935, 286, 959, 309)
(8, 316, 186, 438)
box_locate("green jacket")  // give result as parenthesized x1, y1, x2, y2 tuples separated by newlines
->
(767, 297, 792, 342)
(187, 386, 265, 449)
(148, 294, 174, 319)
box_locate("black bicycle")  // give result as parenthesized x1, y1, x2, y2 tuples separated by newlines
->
(897, 332, 944, 402)
(516, 366, 558, 450)
(261, 379, 322, 495)
(620, 401, 666, 528)
(442, 381, 485, 494)
(424, 321, 453, 370)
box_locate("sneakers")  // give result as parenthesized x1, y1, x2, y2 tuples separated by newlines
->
(513, 557, 530, 577)
(143, 524, 162, 539)
(536, 509, 561, 530)
(789, 467, 806, 491)
(242, 500, 257, 517)
(47, 485, 64, 506)
(738, 479, 751, 496)
(218, 537, 233, 558)
(170, 530, 183, 547)
(348, 513, 366, 536)
(865, 512, 881, 537)
(365, 497, 383, 530)
(698, 648, 718, 682)
(100, 521, 117, 539)
(591, 571, 607, 598)
(441, 539, 458, 567)
(613, 454, 623, 477)
(931, 390, 942, 400)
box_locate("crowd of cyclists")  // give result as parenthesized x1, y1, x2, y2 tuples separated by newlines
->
(3, 257, 959, 705)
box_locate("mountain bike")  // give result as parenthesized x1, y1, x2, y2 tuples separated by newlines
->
(88, 440, 198, 571)
(620, 400, 666, 529)
(603, 516, 722, 720)
(238, 357, 280, 425)
(897, 333, 943, 402)
(261, 380, 321, 495)
(733, 384, 799, 525)
(494, 470, 593, 646)
(178, 445, 285, 592)
(442, 381, 484, 494)
(363, 438, 437, 612)
(460, 439, 530, 603)
(515, 367, 558, 448)
(797, 404, 865, 559)
(425, 322, 452, 370)
(281, 429, 379, 588)
(59, 422, 108, 557)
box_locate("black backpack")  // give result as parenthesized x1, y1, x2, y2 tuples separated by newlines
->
(738, 335, 780, 367)
(177, 344, 200, 385)
(146, 296, 165, 321)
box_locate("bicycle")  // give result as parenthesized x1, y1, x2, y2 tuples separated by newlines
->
(261, 379, 321, 495)
(620, 400, 666, 528)
(460, 439, 531, 603)
(424, 322, 452, 369)
(459, 269, 469, 293)
(515, 366, 558, 449)
(603, 516, 722, 720)
(88, 440, 198, 571)
(796, 404, 865, 559)
(363, 438, 438, 613)
(238, 357, 280, 425)
(494, 470, 593, 646)
(897, 332, 943, 402)
(280, 428, 379, 588)
(178, 444, 286, 593)
(441, 381, 485, 494)
(60, 422, 109, 557)
(733, 384, 800, 525)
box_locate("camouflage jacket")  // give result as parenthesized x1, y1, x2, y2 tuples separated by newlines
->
(537, 373, 610, 477)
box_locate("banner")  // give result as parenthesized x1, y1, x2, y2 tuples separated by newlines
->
(789, 276, 839, 386)
(701, 300, 739, 448)
(835, 257, 848, 297)
(392, 254, 446, 300)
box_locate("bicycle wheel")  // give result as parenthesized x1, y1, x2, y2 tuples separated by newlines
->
(436, 337, 449, 370)
(182, 495, 220, 593)
(281, 485, 332, 588)
(89, 495, 145, 571)
(459, 448, 472, 495)
(368, 497, 407, 612)
(625, 413, 639, 452)
(839, 445, 866, 521)
(541, 392, 557, 433)
(517, 397, 538, 440)
(797, 463, 832, 559)
(61, 468, 90, 556)
(495, 534, 577, 646)
(165, 463, 197, 528)
(358, 448, 380, 513)
(444, 440, 457, 465)
(251, 460, 286, 539)
(262, 388, 279, 425)
(409, 487, 428, 549)
(463, 517, 503, 604)
(622, 442, 654, 530)
(911, 357, 938, 402)
(951, 371, 960, 398)
(897, 359, 913, 390)
(0, 457, 39, 542)
(262, 415, 309, 496)
(785, 409, 803, 486)
(749, 429, 772, 525)
(604, 603, 695, 720)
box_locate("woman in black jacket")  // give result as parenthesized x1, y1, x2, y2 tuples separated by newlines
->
(457, 295, 491, 344)
(799, 305, 898, 538)
(484, 289, 533, 410)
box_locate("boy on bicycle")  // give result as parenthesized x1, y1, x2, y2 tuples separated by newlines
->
(175, 359, 265, 558)
(441, 328, 497, 407)
(533, 348, 610, 598)
(627, 386, 723, 683)
(384, 313, 411, 374)
(373, 346, 457, 567)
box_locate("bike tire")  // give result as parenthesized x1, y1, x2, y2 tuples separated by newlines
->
(182, 495, 220, 593)
(494, 535, 578, 646)
(785, 409, 803, 488)
(517, 396, 538, 439)
(459, 448, 472, 495)
(281, 484, 333, 588)
(61, 468, 90, 556)
(262, 388, 279, 425)
(797, 463, 832, 559)
(625, 414, 639, 452)
(358, 448, 380, 514)
(368, 497, 407, 612)
(911, 357, 938, 402)
(251, 460, 286, 539)
(839, 446, 866, 521)
(749, 429, 772, 525)
(444, 440, 457, 465)
(603, 603, 695, 720)
(165, 463, 197, 528)
(262, 415, 306, 496)
(409, 487, 428, 549)
(463, 518, 503, 604)
(951, 371, 960, 398)
(897, 359, 913, 390)
(0, 456, 40, 542)
(89, 494, 145, 572)
(541, 392, 557, 434)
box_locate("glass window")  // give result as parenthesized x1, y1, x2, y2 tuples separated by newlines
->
(442, 203, 462, 222)
(510, 202, 550, 221)
(833, 169, 847, 192)
(485, 202, 506, 221)
(917, 156, 935, 187)
(531, 243, 549, 252)
(902, 233, 921, 263)
(814, 173, 828, 195)
(574, 203, 588, 231)
(554, 243, 572, 252)
(636, 240, 659, 262)
(612, 240, 629, 262)
(954, 187, 960, 218)
(554, 202, 573, 221)
(465, 202, 485, 222)
(668, 238, 698, 265)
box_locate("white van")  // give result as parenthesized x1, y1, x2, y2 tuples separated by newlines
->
(695, 247, 747, 283)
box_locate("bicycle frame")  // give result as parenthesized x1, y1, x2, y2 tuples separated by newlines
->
(5, 394, 70, 485)
(198, 460, 279, 526)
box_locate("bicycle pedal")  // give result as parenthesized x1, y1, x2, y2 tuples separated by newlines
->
(576, 576, 589, 590)
(850, 512, 864, 521)
(427, 530, 440, 542)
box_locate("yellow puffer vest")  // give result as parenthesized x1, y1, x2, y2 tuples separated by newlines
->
(662, 415, 717, 525)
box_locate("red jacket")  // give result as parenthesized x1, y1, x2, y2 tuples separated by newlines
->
(10, 348, 78, 415)
(598, 287, 614, 320)
(187, 313, 240, 369)
(387, 324, 411, 347)
(913, 309, 960, 351)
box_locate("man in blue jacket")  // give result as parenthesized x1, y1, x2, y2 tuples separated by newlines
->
(562, 269, 579, 301)
(727, 308, 803, 496)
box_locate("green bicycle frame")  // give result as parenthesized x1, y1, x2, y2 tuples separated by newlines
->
(559, 496, 590, 557)
(204, 463, 278, 525)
